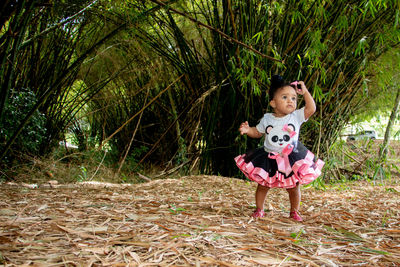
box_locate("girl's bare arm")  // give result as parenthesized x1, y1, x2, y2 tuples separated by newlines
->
(297, 81, 316, 120)
(239, 121, 263, 138)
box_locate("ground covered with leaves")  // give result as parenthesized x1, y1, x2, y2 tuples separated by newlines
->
(1, 175, 399, 266)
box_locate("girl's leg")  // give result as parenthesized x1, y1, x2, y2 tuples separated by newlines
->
(286, 184, 302, 221)
(286, 184, 301, 212)
(252, 184, 270, 217)
(255, 184, 270, 210)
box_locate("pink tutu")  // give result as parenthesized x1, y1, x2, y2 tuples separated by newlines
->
(235, 142, 324, 188)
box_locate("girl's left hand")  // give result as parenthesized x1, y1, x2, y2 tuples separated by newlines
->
(296, 81, 308, 95)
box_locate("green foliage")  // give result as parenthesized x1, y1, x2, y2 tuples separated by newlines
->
(0, 89, 47, 156)
(77, 166, 88, 182)
(317, 138, 398, 189)
(290, 228, 306, 244)
(124, 145, 149, 172)
(350, 49, 400, 123)
(176, 136, 188, 172)
(0, 0, 130, 162)
(168, 204, 186, 215)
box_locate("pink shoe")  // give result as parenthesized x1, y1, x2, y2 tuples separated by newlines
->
(289, 210, 303, 221)
(252, 208, 265, 218)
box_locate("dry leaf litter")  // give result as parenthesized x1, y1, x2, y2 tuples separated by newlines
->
(0, 175, 399, 266)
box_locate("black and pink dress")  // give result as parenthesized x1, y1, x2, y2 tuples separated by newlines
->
(235, 108, 324, 188)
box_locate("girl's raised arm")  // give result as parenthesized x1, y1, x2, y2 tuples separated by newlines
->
(297, 81, 316, 120)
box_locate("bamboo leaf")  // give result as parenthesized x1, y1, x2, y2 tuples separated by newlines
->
(251, 32, 263, 44)
(359, 247, 390, 255)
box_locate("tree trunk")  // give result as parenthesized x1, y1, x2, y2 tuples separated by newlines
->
(379, 86, 400, 161)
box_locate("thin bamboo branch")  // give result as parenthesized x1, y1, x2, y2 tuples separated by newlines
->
(148, 0, 283, 63)
(117, 87, 150, 174)
(283, 20, 314, 56)
(18, 0, 98, 51)
(89, 149, 107, 181)
(98, 74, 184, 151)
(135, 71, 217, 168)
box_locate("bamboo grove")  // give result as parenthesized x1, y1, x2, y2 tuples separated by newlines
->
(0, 0, 399, 178)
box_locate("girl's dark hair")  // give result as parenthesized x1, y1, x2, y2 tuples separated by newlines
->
(269, 75, 292, 100)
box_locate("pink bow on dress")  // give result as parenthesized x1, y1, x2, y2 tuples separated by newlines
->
(268, 144, 294, 176)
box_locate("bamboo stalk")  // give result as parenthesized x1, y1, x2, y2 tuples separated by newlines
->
(380, 86, 400, 161)
(227, 0, 240, 61)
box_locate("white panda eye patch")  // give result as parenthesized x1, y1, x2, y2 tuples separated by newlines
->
(283, 135, 290, 141)
(272, 136, 279, 142)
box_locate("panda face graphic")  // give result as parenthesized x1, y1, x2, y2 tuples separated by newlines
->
(266, 124, 296, 148)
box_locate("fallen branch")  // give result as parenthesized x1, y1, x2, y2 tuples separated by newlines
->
(153, 161, 190, 178)
(137, 172, 152, 182)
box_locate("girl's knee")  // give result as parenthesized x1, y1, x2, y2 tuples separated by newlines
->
(286, 187, 294, 193)
(257, 184, 270, 191)
(286, 185, 300, 193)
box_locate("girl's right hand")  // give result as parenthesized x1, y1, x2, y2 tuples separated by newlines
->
(239, 121, 250, 135)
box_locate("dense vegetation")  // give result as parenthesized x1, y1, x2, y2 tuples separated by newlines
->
(0, 0, 399, 181)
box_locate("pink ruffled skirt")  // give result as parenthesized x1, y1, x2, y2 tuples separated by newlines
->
(235, 142, 324, 188)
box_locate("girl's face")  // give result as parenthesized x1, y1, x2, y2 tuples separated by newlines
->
(270, 86, 297, 117)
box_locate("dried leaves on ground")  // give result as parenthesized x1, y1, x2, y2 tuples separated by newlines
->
(0, 175, 399, 266)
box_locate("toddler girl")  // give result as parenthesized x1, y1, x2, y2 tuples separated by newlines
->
(235, 75, 324, 221)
